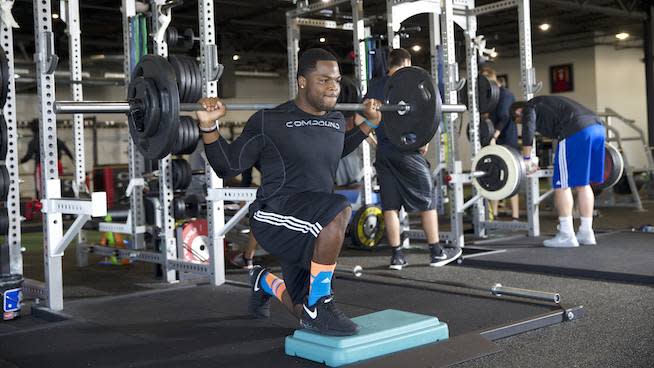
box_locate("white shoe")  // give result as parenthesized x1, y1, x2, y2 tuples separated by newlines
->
(543, 232, 579, 248)
(576, 229, 596, 245)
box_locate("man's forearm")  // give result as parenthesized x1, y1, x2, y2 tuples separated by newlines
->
(201, 130, 220, 145)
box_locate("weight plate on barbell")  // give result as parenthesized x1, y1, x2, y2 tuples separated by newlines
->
(467, 118, 495, 146)
(472, 145, 526, 201)
(128, 55, 180, 160)
(337, 76, 362, 117)
(383, 66, 441, 152)
(591, 143, 624, 191)
(349, 204, 384, 249)
(478, 75, 500, 113)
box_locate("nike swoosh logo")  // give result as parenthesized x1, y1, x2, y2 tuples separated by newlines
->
(324, 297, 333, 303)
(253, 270, 263, 292)
(303, 304, 318, 319)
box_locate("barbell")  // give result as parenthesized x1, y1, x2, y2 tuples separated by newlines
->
(470, 143, 625, 201)
(54, 55, 467, 159)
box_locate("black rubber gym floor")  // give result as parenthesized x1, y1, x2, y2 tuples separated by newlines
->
(463, 231, 654, 284)
(0, 273, 571, 368)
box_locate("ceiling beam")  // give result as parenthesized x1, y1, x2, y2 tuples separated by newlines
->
(534, 0, 647, 19)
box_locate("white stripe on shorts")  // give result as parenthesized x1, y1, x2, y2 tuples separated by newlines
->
(558, 139, 568, 188)
(253, 210, 322, 238)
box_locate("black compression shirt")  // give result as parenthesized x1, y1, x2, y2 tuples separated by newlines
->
(521, 96, 601, 145)
(205, 100, 369, 204)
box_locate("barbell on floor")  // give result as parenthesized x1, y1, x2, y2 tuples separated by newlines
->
(54, 55, 467, 159)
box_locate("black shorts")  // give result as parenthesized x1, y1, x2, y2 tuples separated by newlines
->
(249, 192, 350, 305)
(375, 149, 436, 212)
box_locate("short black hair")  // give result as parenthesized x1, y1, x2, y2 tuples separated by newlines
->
(388, 48, 411, 68)
(297, 48, 338, 78)
(509, 101, 527, 118)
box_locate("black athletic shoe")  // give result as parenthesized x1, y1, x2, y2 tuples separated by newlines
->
(389, 248, 408, 270)
(429, 247, 462, 267)
(429, 244, 447, 264)
(300, 295, 359, 336)
(248, 265, 271, 319)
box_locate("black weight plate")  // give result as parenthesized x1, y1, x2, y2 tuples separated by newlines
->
(178, 55, 195, 103)
(383, 66, 440, 151)
(168, 55, 188, 103)
(0, 207, 8, 235)
(173, 196, 186, 219)
(337, 76, 362, 118)
(0, 46, 8, 109)
(185, 193, 200, 218)
(178, 116, 190, 155)
(184, 157, 193, 189)
(349, 204, 384, 249)
(128, 55, 180, 160)
(192, 57, 203, 103)
(182, 28, 195, 50)
(186, 118, 200, 154)
(178, 116, 189, 156)
(0, 114, 7, 160)
(166, 27, 179, 47)
(467, 118, 495, 146)
(128, 77, 161, 137)
(172, 119, 183, 155)
(478, 75, 500, 113)
(181, 117, 200, 155)
(0, 165, 8, 200)
(183, 56, 200, 103)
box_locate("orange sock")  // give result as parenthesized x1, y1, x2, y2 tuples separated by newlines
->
(262, 272, 286, 302)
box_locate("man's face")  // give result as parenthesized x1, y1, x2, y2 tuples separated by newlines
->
(300, 60, 341, 111)
(513, 107, 523, 124)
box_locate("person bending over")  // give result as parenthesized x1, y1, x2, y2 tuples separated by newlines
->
(196, 48, 381, 336)
(511, 96, 605, 247)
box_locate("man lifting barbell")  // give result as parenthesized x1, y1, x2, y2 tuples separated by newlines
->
(196, 49, 381, 336)
(362, 48, 461, 270)
(511, 96, 606, 247)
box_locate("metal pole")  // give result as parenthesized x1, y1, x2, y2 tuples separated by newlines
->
(1, 4, 22, 276)
(55, 101, 467, 114)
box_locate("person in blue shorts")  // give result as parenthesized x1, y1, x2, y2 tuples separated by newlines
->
(511, 96, 605, 247)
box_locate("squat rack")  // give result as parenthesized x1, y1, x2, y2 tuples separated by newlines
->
(1, 0, 21, 277)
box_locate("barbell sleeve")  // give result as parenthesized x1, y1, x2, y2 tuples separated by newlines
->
(491, 283, 561, 304)
(55, 101, 131, 114)
(56, 100, 467, 115)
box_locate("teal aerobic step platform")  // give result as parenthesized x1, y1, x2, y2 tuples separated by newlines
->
(285, 309, 449, 367)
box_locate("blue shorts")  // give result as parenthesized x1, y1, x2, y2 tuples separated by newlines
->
(553, 123, 605, 189)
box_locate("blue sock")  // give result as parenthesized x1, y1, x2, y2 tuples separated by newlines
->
(308, 262, 336, 306)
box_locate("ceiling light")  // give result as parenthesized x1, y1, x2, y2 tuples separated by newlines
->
(322, 0, 330, 2)
(232, 54, 240, 61)
(411, 45, 422, 52)
(319, 37, 326, 43)
(52, 13, 59, 19)
(615, 32, 629, 40)
(490, 51, 498, 58)
(539, 23, 550, 31)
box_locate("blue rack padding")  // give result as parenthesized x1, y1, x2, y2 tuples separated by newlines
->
(285, 309, 449, 367)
